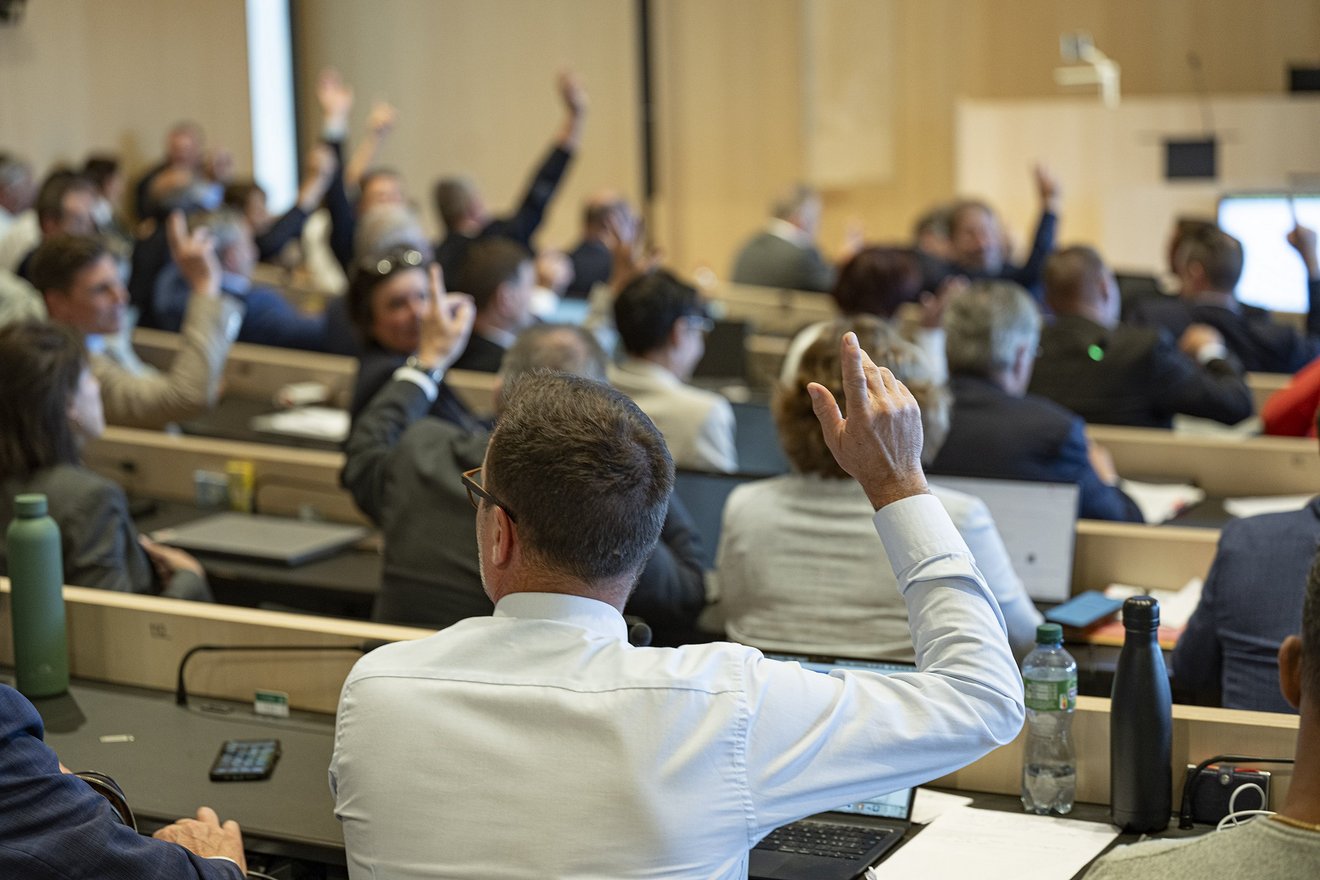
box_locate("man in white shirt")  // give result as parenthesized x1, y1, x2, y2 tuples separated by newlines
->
(609, 269, 738, 472)
(330, 294, 1025, 880)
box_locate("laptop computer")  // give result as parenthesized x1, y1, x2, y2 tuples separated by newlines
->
(927, 476, 1080, 603)
(749, 654, 918, 880)
(151, 512, 368, 567)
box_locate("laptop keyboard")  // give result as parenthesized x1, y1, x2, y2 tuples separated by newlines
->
(755, 821, 895, 860)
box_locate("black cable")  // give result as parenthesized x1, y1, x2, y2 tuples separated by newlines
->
(175, 643, 371, 706)
(1178, 753, 1295, 829)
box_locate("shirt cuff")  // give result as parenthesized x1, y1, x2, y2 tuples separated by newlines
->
(872, 493, 973, 593)
(393, 366, 440, 401)
(204, 855, 245, 876)
(321, 121, 348, 142)
(1195, 341, 1229, 365)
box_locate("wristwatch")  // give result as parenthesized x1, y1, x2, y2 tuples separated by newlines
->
(404, 355, 444, 385)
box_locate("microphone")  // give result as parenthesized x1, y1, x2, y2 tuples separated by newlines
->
(175, 643, 372, 706)
(628, 622, 653, 647)
(1187, 52, 1215, 136)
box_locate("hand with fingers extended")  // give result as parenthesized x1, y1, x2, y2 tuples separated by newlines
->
(605, 208, 658, 294)
(317, 68, 354, 132)
(153, 806, 247, 872)
(414, 264, 476, 372)
(808, 331, 929, 510)
(366, 101, 399, 138)
(165, 210, 221, 298)
(1287, 223, 1319, 278)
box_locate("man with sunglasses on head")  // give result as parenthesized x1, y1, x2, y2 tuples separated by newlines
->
(340, 265, 706, 644)
(331, 310, 1023, 879)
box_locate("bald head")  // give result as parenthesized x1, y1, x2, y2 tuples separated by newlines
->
(1043, 245, 1119, 327)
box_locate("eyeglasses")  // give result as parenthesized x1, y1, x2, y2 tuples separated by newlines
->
(461, 467, 517, 523)
(355, 248, 425, 279)
(682, 314, 715, 334)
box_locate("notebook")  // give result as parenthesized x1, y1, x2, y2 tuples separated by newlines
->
(749, 654, 918, 880)
(151, 513, 368, 567)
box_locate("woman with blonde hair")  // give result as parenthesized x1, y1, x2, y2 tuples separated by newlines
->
(717, 315, 1040, 662)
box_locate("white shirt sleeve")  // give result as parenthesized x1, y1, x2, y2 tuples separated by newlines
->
(742, 493, 1024, 835)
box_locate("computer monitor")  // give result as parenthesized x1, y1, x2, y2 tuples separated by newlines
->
(1216, 192, 1320, 314)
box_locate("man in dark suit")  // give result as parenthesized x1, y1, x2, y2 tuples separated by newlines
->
(1174, 485, 1320, 713)
(730, 184, 836, 293)
(0, 684, 246, 878)
(341, 273, 706, 643)
(1030, 245, 1252, 428)
(930, 280, 1143, 523)
(564, 192, 627, 299)
(448, 238, 537, 373)
(432, 72, 586, 284)
(1129, 224, 1320, 373)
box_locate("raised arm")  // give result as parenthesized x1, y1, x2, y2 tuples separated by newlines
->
(744, 333, 1024, 833)
(345, 102, 398, 193)
(342, 265, 475, 522)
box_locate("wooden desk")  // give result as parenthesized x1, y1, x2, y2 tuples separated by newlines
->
(1089, 424, 1320, 496)
(1247, 371, 1289, 412)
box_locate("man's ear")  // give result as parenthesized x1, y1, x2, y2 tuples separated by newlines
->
(1278, 635, 1304, 710)
(42, 289, 68, 322)
(487, 505, 517, 568)
(666, 320, 684, 351)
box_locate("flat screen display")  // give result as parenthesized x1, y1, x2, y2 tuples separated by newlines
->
(1217, 193, 1320, 314)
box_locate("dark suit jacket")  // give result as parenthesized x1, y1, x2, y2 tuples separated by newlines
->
(1029, 315, 1252, 428)
(0, 685, 241, 879)
(930, 376, 1143, 523)
(341, 378, 708, 644)
(449, 332, 507, 374)
(565, 238, 611, 298)
(1129, 281, 1320, 374)
(1173, 498, 1320, 713)
(730, 230, 834, 293)
(349, 342, 489, 434)
(928, 210, 1058, 303)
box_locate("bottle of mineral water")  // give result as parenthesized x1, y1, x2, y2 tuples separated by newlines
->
(1021, 623, 1077, 815)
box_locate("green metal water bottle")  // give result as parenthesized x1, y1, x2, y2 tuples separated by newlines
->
(7, 494, 69, 697)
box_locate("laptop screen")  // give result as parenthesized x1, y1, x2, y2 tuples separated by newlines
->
(764, 654, 917, 820)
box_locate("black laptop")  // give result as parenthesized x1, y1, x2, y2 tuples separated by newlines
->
(749, 654, 918, 880)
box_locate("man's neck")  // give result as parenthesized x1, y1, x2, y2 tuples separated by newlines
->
(1280, 711, 1320, 825)
(473, 315, 518, 349)
(637, 350, 682, 379)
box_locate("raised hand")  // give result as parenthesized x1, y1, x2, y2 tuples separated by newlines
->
(808, 332, 928, 510)
(559, 70, 588, 117)
(605, 208, 658, 294)
(1287, 223, 1319, 278)
(415, 263, 476, 372)
(165, 211, 220, 297)
(367, 101, 399, 138)
(317, 68, 354, 131)
(1034, 163, 1061, 212)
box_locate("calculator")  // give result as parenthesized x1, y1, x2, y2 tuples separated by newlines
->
(209, 738, 282, 782)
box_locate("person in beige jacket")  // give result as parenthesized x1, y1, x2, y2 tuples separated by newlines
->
(30, 213, 241, 429)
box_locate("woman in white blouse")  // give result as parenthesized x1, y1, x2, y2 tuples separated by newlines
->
(717, 315, 1042, 662)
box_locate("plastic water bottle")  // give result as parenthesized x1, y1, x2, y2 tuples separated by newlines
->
(1021, 623, 1077, 815)
(1110, 596, 1172, 832)
(6, 494, 69, 697)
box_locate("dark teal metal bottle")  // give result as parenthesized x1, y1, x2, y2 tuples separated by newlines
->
(7, 494, 69, 697)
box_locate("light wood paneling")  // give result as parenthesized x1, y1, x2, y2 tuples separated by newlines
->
(0, 0, 253, 187)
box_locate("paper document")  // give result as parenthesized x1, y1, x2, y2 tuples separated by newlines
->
(871, 806, 1119, 879)
(1223, 494, 1313, 519)
(1117, 479, 1205, 525)
(1105, 578, 1203, 630)
(250, 406, 350, 442)
(911, 789, 974, 825)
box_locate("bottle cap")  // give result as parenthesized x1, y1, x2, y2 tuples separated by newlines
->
(1122, 595, 1160, 629)
(1035, 623, 1063, 645)
(14, 494, 48, 517)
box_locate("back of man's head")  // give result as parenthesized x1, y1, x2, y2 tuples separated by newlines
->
(0, 155, 35, 213)
(1043, 245, 1109, 315)
(1180, 228, 1243, 293)
(613, 270, 705, 357)
(354, 204, 431, 264)
(831, 246, 922, 319)
(29, 234, 108, 295)
(500, 324, 608, 387)
(770, 184, 820, 233)
(485, 372, 674, 589)
(944, 280, 1041, 380)
(455, 238, 533, 314)
(434, 176, 477, 233)
(35, 170, 95, 228)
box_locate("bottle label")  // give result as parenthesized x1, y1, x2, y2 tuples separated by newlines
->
(1024, 676, 1077, 711)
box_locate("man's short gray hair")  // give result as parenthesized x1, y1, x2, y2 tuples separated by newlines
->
(770, 184, 818, 222)
(501, 324, 608, 386)
(354, 205, 432, 264)
(944, 281, 1041, 377)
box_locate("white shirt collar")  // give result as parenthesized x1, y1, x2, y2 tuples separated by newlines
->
(766, 218, 811, 248)
(84, 333, 107, 355)
(493, 592, 629, 642)
(614, 356, 681, 387)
